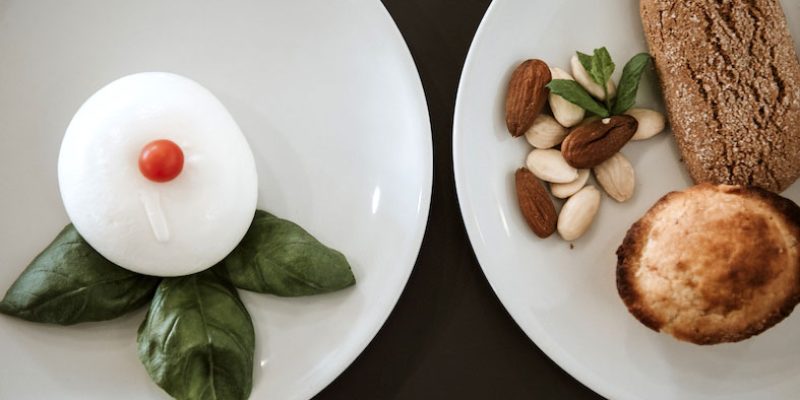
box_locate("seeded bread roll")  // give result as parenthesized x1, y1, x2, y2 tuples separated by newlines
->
(617, 184, 800, 344)
(640, 0, 800, 192)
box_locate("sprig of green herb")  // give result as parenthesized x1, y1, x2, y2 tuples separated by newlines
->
(577, 48, 615, 109)
(547, 47, 651, 117)
(611, 52, 651, 115)
(546, 79, 609, 117)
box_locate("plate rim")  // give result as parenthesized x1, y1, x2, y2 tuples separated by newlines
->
(296, 1, 434, 399)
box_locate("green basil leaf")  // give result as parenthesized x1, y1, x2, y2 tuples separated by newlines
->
(546, 79, 610, 117)
(137, 268, 255, 400)
(0, 224, 160, 325)
(223, 210, 356, 297)
(590, 47, 615, 88)
(611, 53, 652, 115)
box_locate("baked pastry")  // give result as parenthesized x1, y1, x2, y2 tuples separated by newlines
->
(640, 0, 800, 192)
(617, 184, 800, 344)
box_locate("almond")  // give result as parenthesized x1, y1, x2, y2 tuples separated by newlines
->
(526, 149, 579, 183)
(593, 152, 635, 202)
(548, 67, 586, 128)
(625, 108, 666, 141)
(505, 60, 551, 137)
(557, 185, 601, 241)
(524, 114, 568, 149)
(561, 115, 637, 168)
(515, 168, 557, 238)
(550, 169, 590, 199)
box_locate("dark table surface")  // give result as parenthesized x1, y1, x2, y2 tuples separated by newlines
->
(316, 1, 603, 399)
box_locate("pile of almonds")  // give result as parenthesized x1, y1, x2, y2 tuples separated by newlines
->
(506, 58, 666, 242)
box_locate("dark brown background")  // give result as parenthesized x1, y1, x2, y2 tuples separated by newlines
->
(316, 1, 602, 399)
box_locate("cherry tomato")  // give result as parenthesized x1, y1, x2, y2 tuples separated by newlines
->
(138, 139, 184, 183)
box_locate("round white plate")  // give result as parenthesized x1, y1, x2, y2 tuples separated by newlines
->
(454, 1, 800, 399)
(0, 1, 431, 399)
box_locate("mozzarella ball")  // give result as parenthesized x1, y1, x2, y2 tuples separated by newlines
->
(58, 72, 258, 277)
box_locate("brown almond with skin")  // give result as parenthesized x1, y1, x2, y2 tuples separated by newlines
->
(561, 115, 638, 168)
(515, 168, 557, 238)
(505, 60, 551, 137)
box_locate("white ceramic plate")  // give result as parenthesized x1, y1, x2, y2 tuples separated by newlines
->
(0, 1, 431, 399)
(454, 1, 800, 399)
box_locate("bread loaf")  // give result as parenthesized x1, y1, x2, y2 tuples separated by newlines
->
(640, 0, 800, 192)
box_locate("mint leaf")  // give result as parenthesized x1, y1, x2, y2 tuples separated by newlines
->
(546, 79, 609, 117)
(611, 53, 651, 115)
(577, 51, 594, 76)
(590, 47, 616, 88)
(577, 47, 616, 106)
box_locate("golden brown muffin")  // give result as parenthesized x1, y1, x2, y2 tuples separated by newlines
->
(617, 184, 800, 344)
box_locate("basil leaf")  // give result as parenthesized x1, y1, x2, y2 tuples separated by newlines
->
(137, 268, 255, 400)
(0, 224, 159, 325)
(223, 210, 356, 297)
(546, 79, 610, 117)
(611, 53, 652, 115)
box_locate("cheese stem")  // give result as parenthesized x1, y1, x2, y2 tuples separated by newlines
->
(140, 190, 170, 243)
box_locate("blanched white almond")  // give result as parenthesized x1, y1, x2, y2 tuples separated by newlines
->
(625, 108, 666, 140)
(570, 55, 617, 100)
(549, 67, 586, 128)
(557, 185, 601, 241)
(525, 115, 568, 149)
(526, 149, 578, 183)
(593, 153, 635, 202)
(550, 169, 589, 199)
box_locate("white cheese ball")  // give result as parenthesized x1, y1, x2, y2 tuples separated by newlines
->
(58, 72, 258, 277)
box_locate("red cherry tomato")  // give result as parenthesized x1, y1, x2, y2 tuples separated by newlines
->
(138, 139, 184, 183)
